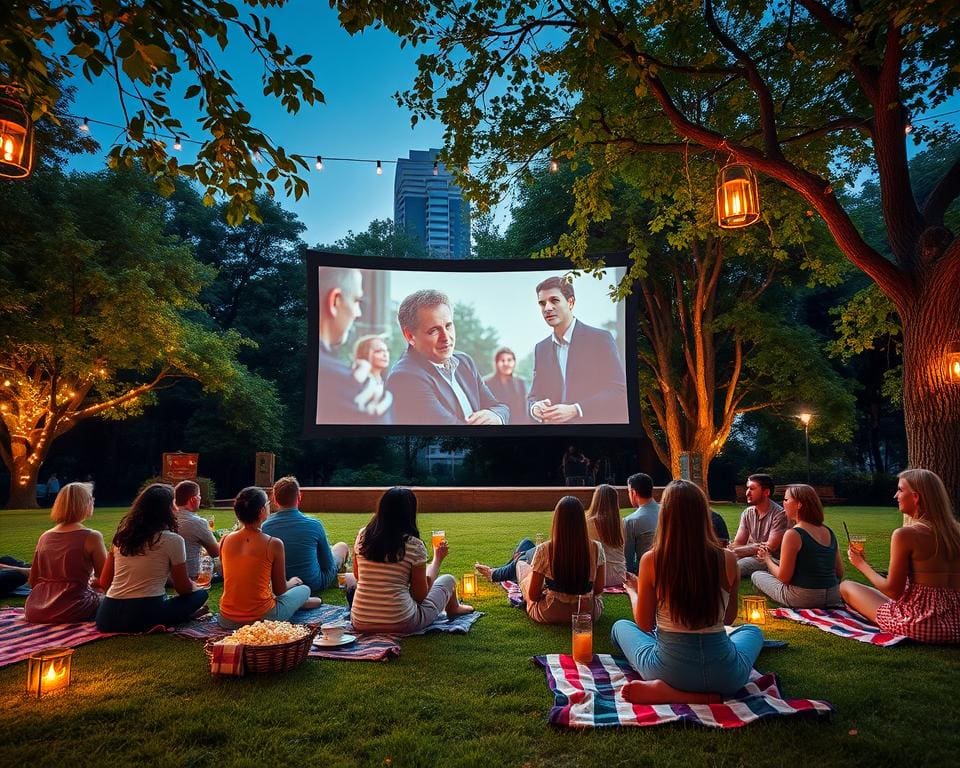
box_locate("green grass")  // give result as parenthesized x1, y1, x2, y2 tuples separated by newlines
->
(2, 505, 958, 767)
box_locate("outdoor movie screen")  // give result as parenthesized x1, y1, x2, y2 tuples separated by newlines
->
(304, 250, 638, 437)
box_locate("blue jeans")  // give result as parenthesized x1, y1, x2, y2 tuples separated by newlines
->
(96, 591, 209, 633)
(611, 619, 764, 696)
(217, 585, 312, 629)
(490, 538, 536, 582)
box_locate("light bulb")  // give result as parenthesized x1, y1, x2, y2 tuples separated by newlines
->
(376, 160, 382, 175)
(173, 135, 182, 151)
(549, 159, 559, 173)
(315, 155, 323, 171)
(80, 117, 90, 133)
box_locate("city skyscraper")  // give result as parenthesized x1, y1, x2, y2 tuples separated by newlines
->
(394, 148, 470, 259)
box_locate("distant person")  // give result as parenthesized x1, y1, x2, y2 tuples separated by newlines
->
(218, 487, 322, 629)
(45, 473, 60, 506)
(173, 481, 220, 581)
(841, 469, 960, 644)
(315, 266, 391, 424)
(752, 485, 843, 608)
(528, 275, 627, 424)
(623, 473, 660, 574)
(24, 482, 107, 623)
(350, 487, 474, 633)
(483, 347, 529, 425)
(352, 334, 394, 417)
(586, 484, 627, 588)
(386, 289, 509, 425)
(0, 556, 30, 596)
(729, 473, 788, 578)
(613, 480, 763, 704)
(96, 484, 209, 632)
(262, 475, 348, 592)
(562, 446, 590, 486)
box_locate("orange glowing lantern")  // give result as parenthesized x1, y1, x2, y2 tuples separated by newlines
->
(741, 595, 768, 626)
(716, 162, 761, 229)
(947, 343, 960, 384)
(462, 572, 477, 598)
(26, 647, 74, 697)
(0, 89, 34, 180)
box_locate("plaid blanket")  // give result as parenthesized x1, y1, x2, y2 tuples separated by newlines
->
(535, 653, 833, 728)
(772, 607, 909, 647)
(404, 610, 483, 636)
(0, 607, 118, 668)
(501, 581, 624, 608)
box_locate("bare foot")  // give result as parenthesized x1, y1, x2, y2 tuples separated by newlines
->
(475, 563, 493, 581)
(622, 679, 721, 705)
(303, 597, 323, 609)
(448, 603, 474, 617)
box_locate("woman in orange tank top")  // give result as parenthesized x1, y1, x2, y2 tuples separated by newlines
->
(218, 487, 322, 629)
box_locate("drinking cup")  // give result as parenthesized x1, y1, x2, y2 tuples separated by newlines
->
(207, 515, 216, 531)
(321, 624, 345, 643)
(849, 535, 866, 555)
(431, 530, 446, 554)
(572, 612, 593, 664)
(337, 572, 348, 589)
(196, 555, 214, 588)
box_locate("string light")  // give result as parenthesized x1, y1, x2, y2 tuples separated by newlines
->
(315, 155, 323, 171)
(376, 160, 382, 175)
(173, 135, 182, 151)
(549, 158, 559, 173)
(79, 117, 90, 133)
(904, 122, 914, 134)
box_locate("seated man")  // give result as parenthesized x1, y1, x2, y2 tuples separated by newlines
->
(173, 481, 220, 581)
(262, 475, 348, 592)
(623, 472, 660, 574)
(0, 556, 30, 596)
(729, 473, 788, 577)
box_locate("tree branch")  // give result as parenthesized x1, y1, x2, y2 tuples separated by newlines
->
(922, 154, 960, 227)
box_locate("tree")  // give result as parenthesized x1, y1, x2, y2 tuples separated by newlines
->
(0, 168, 268, 507)
(339, 0, 960, 507)
(323, 218, 428, 260)
(2, 1, 322, 224)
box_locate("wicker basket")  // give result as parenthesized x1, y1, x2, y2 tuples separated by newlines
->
(206, 623, 319, 674)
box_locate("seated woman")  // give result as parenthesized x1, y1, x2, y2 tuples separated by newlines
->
(586, 484, 626, 588)
(218, 487, 322, 629)
(96, 484, 209, 632)
(841, 468, 960, 644)
(751, 484, 843, 608)
(24, 482, 107, 623)
(0, 556, 31, 596)
(514, 496, 605, 624)
(350, 487, 473, 634)
(612, 479, 763, 704)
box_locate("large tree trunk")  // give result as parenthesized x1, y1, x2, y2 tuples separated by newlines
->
(900, 281, 960, 514)
(6, 458, 41, 509)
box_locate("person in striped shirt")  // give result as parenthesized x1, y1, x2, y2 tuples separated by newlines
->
(349, 487, 473, 633)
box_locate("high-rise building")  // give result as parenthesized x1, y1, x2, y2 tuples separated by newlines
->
(394, 148, 470, 259)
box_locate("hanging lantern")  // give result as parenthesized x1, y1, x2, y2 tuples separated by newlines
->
(26, 647, 74, 697)
(716, 162, 760, 229)
(946, 342, 960, 384)
(0, 89, 35, 180)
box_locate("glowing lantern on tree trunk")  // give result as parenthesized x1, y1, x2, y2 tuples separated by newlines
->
(947, 342, 960, 384)
(716, 162, 760, 229)
(0, 89, 35, 180)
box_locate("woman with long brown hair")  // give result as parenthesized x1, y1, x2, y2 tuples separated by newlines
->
(586, 484, 626, 587)
(613, 480, 763, 703)
(512, 496, 605, 624)
(841, 469, 960, 643)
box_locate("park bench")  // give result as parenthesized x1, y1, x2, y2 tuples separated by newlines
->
(734, 483, 845, 505)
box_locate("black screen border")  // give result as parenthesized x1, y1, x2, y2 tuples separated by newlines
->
(304, 249, 639, 438)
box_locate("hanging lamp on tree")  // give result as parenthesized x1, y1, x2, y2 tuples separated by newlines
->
(0, 87, 35, 180)
(716, 162, 760, 229)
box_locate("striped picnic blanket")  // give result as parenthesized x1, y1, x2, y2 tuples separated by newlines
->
(0, 607, 118, 668)
(535, 653, 833, 728)
(772, 607, 909, 647)
(501, 581, 625, 607)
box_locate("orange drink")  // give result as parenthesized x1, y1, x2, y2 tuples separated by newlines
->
(195, 570, 212, 587)
(849, 535, 866, 555)
(431, 530, 445, 553)
(207, 515, 216, 531)
(571, 612, 593, 664)
(337, 572, 347, 588)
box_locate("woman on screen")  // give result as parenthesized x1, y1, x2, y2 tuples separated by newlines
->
(353, 335, 391, 386)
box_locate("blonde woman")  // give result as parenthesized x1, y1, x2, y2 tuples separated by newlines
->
(585, 484, 626, 587)
(841, 469, 960, 643)
(24, 482, 107, 623)
(752, 484, 843, 608)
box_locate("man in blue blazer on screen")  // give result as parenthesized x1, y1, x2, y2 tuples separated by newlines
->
(387, 289, 510, 426)
(528, 275, 628, 424)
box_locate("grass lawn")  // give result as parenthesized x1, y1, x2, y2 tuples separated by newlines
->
(1, 503, 958, 767)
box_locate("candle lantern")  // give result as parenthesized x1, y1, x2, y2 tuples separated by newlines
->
(462, 572, 477, 598)
(946, 342, 960, 384)
(741, 595, 768, 625)
(716, 162, 761, 229)
(0, 89, 35, 180)
(26, 647, 74, 697)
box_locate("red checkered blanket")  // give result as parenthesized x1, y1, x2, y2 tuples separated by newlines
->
(536, 654, 833, 728)
(772, 607, 909, 647)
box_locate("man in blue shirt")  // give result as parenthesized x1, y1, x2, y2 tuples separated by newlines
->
(623, 472, 660, 574)
(262, 476, 348, 592)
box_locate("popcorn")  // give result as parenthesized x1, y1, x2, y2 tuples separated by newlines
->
(220, 620, 310, 646)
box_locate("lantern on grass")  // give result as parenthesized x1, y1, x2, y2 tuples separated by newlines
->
(716, 163, 760, 229)
(26, 647, 74, 697)
(741, 595, 768, 625)
(0, 89, 35, 179)
(462, 572, 477, 599)
(946, 342, 960, 384)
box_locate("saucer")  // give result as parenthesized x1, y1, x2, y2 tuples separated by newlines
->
(313, 633, 356, 648)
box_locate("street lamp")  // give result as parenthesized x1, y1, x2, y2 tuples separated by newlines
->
(797, 412, 813, 482)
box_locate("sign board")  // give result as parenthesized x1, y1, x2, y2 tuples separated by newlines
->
(255, 452, 276, 488)
(162, 452, 199, 482)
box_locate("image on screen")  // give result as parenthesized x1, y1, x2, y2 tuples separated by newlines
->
(305, 251, 637, 437)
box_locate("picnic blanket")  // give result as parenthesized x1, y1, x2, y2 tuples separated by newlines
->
(501, 581, 624, 608)
(0, 607, 118, 668)
(772, 607, 909, 647)
(535, 653, 833, 728)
